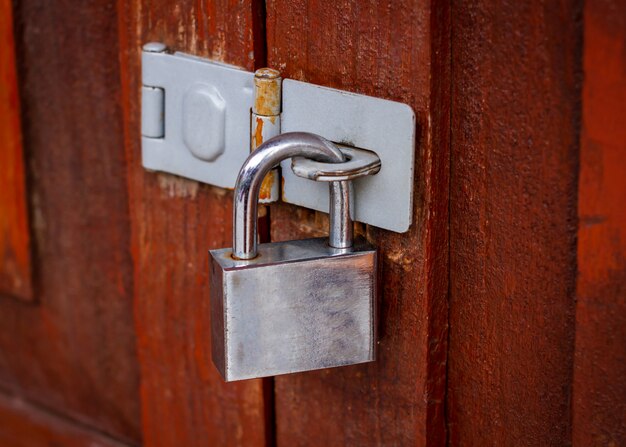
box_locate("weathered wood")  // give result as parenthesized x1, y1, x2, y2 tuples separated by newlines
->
(448, 0, 581, 444)
(117, 1, 271, 445)
(0, 390, 132, 447)
(266, 0, 451, 444)
(573, 0, 626, 444)
(0, 0, 140, 442)
(0, 0, 32, 301)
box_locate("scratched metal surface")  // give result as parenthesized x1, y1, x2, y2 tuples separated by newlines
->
(210, 237, 377, 381)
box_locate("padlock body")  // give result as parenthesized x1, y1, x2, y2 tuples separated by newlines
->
(209, 237, 377, 382)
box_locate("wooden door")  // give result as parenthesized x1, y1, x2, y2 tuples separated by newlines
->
(0, 0, 624, 446)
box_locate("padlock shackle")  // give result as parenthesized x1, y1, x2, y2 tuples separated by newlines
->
(233, 132, 348, 260)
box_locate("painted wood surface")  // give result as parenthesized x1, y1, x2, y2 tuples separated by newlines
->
(0, 0, 140, 442)
(573, 0, 626, 444)
(266, 1, 451, 445)
(117, 1, 271, 445)
(0, 390, 131, 447)
(0, 0, 32, 300)
(0, 0, 624, 445)
(448, 1, 581, 445)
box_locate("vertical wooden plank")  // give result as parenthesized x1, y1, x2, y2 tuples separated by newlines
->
(266, 0, 450, 445)
(0, 0, 140, 442)
(573, 0, 626, 444)
(117, 1, 271, 445)
(0, 0, 32, 300)
(448, 0, 581, 445)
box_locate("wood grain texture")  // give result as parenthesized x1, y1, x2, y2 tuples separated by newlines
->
(266, 0, 451, 445)
(0, 390, 131, 447)
(448, 0, 581, 445)
(117, 1, 271, 445)
(0, 0, 140, 442)
(573, 0, 626, 444)
(0, 0, 32, 301)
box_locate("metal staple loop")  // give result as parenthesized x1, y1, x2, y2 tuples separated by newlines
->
(291, 146, 381, 182)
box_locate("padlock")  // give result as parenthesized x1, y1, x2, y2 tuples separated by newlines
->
(209, 132, 377, 382)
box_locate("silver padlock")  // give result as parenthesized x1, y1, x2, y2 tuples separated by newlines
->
(209, 132, 377, 382)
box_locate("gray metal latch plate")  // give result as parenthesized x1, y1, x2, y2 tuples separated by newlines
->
(142, 50, 254, 189)
(281, 80, 416, 233)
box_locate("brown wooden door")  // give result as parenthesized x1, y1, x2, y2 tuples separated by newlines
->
(0, 0, 624, 446)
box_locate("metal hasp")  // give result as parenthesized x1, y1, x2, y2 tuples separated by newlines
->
(141, 43, 254, 189)
(141, 43, 416, 232)
(281, 80, 416, 233)
(210, 133, 377, 382)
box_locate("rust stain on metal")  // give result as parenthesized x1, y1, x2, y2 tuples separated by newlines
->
(253, 68, 281, 116)
(259, 170, 276, 200)
(280, 175, 286, 200)
(252, 68, 281, 203)
(254, 117, 264, 149)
